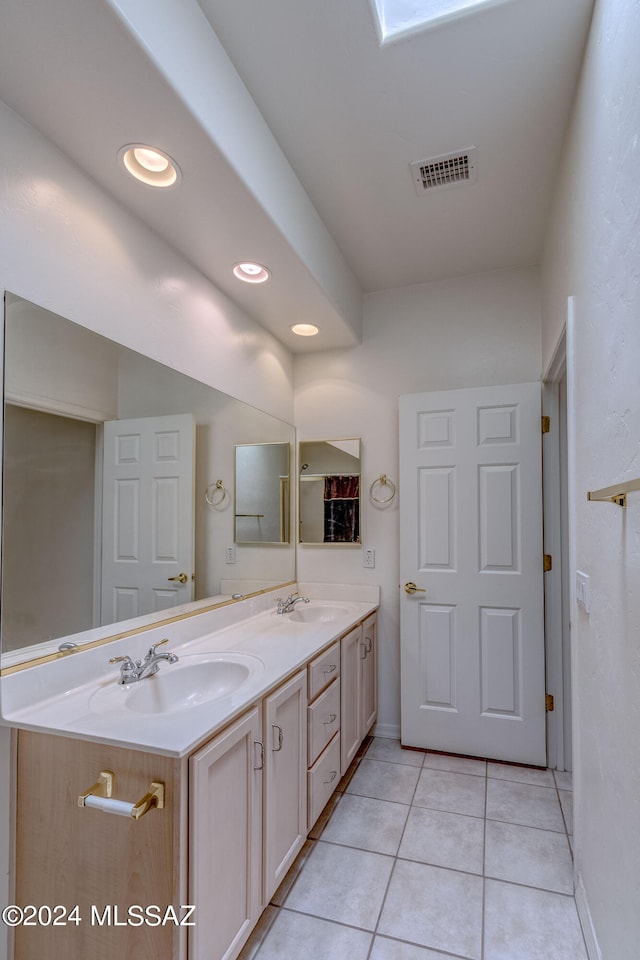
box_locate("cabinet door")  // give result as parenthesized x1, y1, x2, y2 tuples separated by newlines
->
(189, 707, 262, 960)
(360, 614, 378, 736)
(340, 624, 363, 774)
(263, 671, 307, 903)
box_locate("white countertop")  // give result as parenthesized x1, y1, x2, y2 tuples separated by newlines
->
(0, 584, 379, 758)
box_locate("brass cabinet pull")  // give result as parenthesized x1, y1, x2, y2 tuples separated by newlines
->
(167, 572, 188, 584)
(404, 581, 426, 595)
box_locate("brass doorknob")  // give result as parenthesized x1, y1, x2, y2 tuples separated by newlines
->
(167, 572, 188, 584)
(404, 581, 426, 595)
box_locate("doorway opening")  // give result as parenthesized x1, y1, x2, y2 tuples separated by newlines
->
(543, 329, 572, 771)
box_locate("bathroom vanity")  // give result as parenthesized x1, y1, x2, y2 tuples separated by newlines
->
(2, 585, 378, 960)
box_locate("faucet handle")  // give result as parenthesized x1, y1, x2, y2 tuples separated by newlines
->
(108, 653, 139, 684)
(146, 638, 170, 659)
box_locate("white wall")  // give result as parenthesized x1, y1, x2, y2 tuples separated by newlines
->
(0, 99, 294, 959)
(295, 266, 542, 737)
(541, 1, 640, 957)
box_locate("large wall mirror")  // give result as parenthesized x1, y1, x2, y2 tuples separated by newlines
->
(298, 439, 361, 544)
(1, 293, 295, 669)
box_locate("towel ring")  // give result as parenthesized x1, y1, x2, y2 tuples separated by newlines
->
(369, 474, 396, 504)
(205, 480, 227, 508)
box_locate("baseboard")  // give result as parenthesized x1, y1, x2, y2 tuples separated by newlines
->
(371, 722, 401, 740)
(575, 873, 601, 960)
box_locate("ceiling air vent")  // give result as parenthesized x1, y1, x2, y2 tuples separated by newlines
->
(410, 148, 477, 196)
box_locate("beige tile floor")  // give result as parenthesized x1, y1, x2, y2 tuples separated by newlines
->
(239, 737, 586, 960)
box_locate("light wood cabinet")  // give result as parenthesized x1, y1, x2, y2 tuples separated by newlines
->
(190, 670, 307, 960)
(340, 613, 378, 775)
(340, 623, 362, 774)
(306, 642, 342, 829)
(12, 614, 377, 960)
(360, 613, 378, 737)
(189, 707, 263, 960)
(307, 641, 340, 701)
(262, 671, 307, 904)
(308, 676, 340, 765)
(14, 731, 186, 960)
(307, 730, 341, 826)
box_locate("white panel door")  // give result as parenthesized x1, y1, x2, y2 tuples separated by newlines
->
(399, 383, 546, 765)
(101, 413, 195, 624)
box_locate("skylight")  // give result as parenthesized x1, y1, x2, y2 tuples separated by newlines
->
(370, 0, 509, 43)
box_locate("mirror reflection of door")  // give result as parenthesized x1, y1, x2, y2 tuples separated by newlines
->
(101, 414, 195, 624)
(298, 439, 361, 544)
(2, 407, 197, 649)
(234, 443, 290, 544)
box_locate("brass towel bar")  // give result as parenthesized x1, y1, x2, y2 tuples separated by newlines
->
(78, 770, 165, 819)
(587, 477, 640, 508)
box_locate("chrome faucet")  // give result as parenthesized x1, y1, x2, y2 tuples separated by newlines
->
(276, 594, 310, 615)
(109, 638, 179, 685)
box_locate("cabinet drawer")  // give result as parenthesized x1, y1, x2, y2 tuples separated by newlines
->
(308, 678, 340, 766)
(307, 733, 341, 829)
(308, 641, 340, 700)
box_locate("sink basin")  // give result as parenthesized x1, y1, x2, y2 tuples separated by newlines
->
(90, 652, 263, 716)
(288, 603, 355, 624)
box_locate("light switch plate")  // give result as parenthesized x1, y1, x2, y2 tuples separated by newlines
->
(576, 570, 590, 612)
(363, 548, 376, 569)
(225, 545, 236, 564)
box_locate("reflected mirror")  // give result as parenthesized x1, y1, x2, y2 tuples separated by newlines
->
(1, 293, 295, 669)
(235, 443, 290, 543)
(298, 439, 361, 544)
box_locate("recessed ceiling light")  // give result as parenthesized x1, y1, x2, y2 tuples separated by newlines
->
(233, 262, 271, 284)
(291, 323, 319, 337)
(119, 144, 180, 187)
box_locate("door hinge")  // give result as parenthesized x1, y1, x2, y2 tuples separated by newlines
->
(541, 415, 551, 434)
(546, 693, 555, 712)
(543, 554, 553, 572)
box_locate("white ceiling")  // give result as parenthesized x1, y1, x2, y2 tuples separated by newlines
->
(0, 0, 594, 352)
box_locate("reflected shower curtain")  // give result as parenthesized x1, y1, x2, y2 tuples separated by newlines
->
(323, 475, 360, 543)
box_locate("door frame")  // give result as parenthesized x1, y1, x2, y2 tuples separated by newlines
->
(542, 319, 572, 771)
